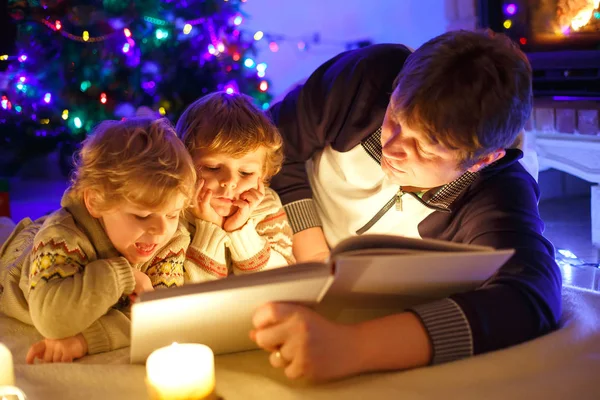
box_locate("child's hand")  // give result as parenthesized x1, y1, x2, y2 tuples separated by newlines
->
(26, 333, 88, 364)
(223, 178, 265, 232)
(132, 268, 154, 299)
(192, 179, 224, 228)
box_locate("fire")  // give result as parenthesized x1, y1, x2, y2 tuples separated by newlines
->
(558, 0, 600, 32)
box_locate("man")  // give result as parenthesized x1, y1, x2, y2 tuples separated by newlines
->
(249, 30, 561, 382)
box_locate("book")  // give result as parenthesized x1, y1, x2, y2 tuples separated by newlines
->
(130, 234, 514, 363)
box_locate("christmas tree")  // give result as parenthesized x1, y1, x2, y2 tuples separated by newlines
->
(1, 0, 271, 176)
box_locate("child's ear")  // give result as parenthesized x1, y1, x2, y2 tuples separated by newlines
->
(467, 149, 506, 173)
(83, 189, 103, 218)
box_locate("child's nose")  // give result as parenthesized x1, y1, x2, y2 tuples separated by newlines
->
(148, 217, 168, 236)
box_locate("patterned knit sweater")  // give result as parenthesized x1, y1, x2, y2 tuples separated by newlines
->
(0, 190, 190, 355)
(183, 187, 295, 282)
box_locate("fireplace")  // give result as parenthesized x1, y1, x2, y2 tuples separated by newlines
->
(478, 0, 600, 98)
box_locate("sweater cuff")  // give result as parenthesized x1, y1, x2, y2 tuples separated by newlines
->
(228, 219, 267, 261)
(109, 257, 135, 295)
(408, 298, 473, 364)
(283, 199, 322, 234)
(81, 320, 110, 355)
(191, 219, 229, 261)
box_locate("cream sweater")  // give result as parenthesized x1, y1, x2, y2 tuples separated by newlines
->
(183, 187, 295, 282)
(0, 190, 190, 355)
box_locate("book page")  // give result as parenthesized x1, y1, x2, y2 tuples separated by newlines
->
(330, 234, 495, 258)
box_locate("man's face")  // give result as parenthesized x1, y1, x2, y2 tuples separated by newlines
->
(380, 102, 466, 189)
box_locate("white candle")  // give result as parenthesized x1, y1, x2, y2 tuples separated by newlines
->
(146, 343, 216, 400)
(0, 342, 14, 386)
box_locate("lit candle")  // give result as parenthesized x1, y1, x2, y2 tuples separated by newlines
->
(0, 342, 14, 386)
(146, 343, 216, 400)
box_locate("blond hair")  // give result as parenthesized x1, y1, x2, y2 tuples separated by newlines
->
(71, 118, 197, 212)
(176, 92, 284, 181)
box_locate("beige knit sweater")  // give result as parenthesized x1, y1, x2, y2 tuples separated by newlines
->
(183, 187, 295, 282)
(0, 190, 190, 355)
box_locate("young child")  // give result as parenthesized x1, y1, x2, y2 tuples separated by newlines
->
(176, 91, 295, 282)
(0, 118, 197, 363)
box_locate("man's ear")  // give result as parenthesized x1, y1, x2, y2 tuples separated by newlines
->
(83, 189, 102, 218)
(467, 149, 506, 173)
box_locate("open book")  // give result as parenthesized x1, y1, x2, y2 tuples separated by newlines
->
(130, 235, 514, 363)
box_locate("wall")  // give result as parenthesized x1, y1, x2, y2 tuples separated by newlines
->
(242, 0, 454, 99)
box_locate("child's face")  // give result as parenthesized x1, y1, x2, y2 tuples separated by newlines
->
(380, 103, 465, 189)
(194, 148, 266, 217)
(98, 193, 186, 265)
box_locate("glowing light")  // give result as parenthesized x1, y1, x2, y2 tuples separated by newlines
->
(80, 81, 91, 92)
(62, 110, 69, 120)
(43, 93, 52, 103)
(55, 20, 62, 30)
(504, 4, 517, 15)
(256, 63, 267, 73)
(19, 76, 26, 83)
(155, 29, 168, 40)
(519, 37, 527, 45)
(0, 55, 8, 60)
(16, 83, 24, 91)
(18, 55, 27, 62)
(269, 42, 279, 52)
(159, 107, 166, 115)
(183, 24, 192, 34)
(100, 93, 107, 104)
(244, 58, 255, 68)
(15, 105, 22, 112)
(41, 119, 50, 125)
(297, 41, 306, 51)
(253, 31, 264, 41)
(233, 15, 243, 25)
(232, 52, 240, 61)
(225, 87, 234, 94)
(262, 102, 269, 110)
(1, 99, 8, 110)
(257, 70, 266, 78)
(217, 42, 225, 53)
(122, 43, 130, 53)
(83, 31, 90, 41)
(503, 20, 512, 29)
(124, 28, 132, 37)
(558, 249, 578, 259)
(207, 44, 216, 55)
(74, 117, 83, 129)
(259, 81, 268, 91)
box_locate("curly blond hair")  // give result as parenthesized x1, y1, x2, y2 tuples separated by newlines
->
(71, 118, 197, 212)
(176, 92, 284, 181)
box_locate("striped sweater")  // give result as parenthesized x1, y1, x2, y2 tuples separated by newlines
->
(0, 190, 190, 355)
(182, 187, 295, 282)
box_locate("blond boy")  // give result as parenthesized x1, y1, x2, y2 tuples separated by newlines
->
(176, 92, 295, 282)
(0, 118, 196, 363)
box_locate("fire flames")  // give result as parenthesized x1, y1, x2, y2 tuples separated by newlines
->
(557, 0, 600, 32)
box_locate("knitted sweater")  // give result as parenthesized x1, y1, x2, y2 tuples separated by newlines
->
(0, 190, 190, 355)
(183, 187, 295, 282)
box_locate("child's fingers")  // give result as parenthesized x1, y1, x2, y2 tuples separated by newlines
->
(43, 346, 54, 363)
(201, 189, 213, 208)
(26, 341, 45, 364)
(53, 347, 63, 363)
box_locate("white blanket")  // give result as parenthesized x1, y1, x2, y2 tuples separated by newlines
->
(1, 285, 599, 400)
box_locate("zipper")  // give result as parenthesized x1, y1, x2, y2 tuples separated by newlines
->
(355, 186, 450, 235)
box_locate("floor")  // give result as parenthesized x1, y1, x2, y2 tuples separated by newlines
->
(2, 168, 599, 291)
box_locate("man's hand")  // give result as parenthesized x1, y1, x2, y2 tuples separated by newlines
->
(192, 179, 224, 228)
(26, 333, 88, 364)
(223, 178, 265, 232)
(249, 302, 362, 382)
